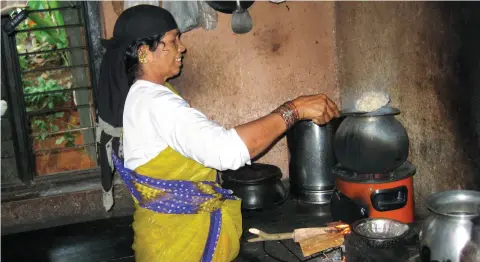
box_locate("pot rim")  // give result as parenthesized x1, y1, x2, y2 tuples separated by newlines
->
(342, 106, 401, 117)
(351, 218, 410, 241)
(426, 190, 480, 219)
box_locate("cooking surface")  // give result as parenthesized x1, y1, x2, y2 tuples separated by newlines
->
(236, 199, 342, 262)
(2, 193, 422, 262)
(237, 198, 422, 262)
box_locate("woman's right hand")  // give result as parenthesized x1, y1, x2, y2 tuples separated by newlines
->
(292, 94, 340, 125)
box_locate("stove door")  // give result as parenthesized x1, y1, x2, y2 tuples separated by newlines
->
(371, 186, 408, 212)
(330, 189, 369, 224)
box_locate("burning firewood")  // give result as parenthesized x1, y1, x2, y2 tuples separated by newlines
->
(247, 222, 351, 242)
(298, 232, 345, 257)
(247, 222, 351, 258)
(298, 223, 351, 257)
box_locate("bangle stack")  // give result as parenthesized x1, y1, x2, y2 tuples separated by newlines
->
(272, 101, 300, 129)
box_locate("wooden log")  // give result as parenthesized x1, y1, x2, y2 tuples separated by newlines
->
(293, 227, 339, 242)
(248, 226, 339, 243)
(298, 233, 344, 257)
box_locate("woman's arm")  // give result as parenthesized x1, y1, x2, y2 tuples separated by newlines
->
(234, 113, 286, 159)
(149, 89, 339, 171)
(235, 94, 340, 159)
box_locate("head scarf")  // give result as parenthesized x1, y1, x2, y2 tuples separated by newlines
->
(97, 5, 178, 127)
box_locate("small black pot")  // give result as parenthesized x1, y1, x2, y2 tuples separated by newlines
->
(221, 163, 287, 210)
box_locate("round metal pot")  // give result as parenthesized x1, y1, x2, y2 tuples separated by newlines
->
(334, 107, 409, 174)
(221, 163, 287, 210)
(419, 190, 480, 262)
(460, 216, 480, 262)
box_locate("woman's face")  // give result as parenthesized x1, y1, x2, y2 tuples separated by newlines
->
(145, 29, 186, 80)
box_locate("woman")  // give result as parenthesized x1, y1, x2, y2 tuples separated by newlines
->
(98, 5, 340, 262)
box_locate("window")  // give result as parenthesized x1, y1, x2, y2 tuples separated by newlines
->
(1, 1, 102, 187)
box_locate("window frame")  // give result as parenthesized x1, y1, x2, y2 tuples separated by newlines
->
(1, 1, 104, 198)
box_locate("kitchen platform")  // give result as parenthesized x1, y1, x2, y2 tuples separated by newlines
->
(1, 198, 421, 262)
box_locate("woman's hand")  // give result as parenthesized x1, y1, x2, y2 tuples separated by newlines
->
(292, 94, 340, 125)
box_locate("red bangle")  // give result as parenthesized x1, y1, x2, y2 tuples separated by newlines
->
(272, 102, 300, 129)
(285, 101, 299, 120)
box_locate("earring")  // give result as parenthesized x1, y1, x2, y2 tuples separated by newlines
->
(138, 50, 147, 64)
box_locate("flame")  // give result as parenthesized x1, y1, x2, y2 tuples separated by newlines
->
(334, 223, 351, 235)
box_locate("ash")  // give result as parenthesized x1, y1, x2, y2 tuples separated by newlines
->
(308, 246, 344, 262)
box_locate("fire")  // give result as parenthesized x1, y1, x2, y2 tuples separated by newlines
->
(334, 223, 351, 235)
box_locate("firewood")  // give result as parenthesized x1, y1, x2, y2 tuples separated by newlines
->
(293, 227, 339, 242)
(298, 233, 344, 257)
(248, 226, 338, 243)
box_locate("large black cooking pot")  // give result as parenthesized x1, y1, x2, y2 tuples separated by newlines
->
(334, 107, 409, 174)
(221, 163, 287, 210)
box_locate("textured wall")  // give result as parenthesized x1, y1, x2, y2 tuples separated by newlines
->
(2, 1, 338, 234)
(335, 2, 480, 218)
(170, 1, 338, 177)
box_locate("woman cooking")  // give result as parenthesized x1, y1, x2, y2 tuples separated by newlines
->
(98, 5, 340, 262)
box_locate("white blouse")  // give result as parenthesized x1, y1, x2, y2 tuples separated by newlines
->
(122, 80, 251, 171)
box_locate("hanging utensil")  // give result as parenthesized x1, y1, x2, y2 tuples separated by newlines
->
(231, 0, 253, 34)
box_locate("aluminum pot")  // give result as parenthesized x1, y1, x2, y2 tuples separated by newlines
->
(419, 190, 480, 262)
(286, 119, 339, 204)
(460, 216, 480, 262)
(334, 107, 409, 174)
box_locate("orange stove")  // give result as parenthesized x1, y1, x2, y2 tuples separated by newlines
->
(331, 162, 416, 224)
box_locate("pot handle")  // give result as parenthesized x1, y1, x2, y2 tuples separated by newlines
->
(370, 186, 408, 212)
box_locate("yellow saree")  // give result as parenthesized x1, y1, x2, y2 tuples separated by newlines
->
(119, 83, 243, 262)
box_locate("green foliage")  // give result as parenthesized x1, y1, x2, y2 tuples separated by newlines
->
(13, 1, 78, 149)
(25, 76, 76, 149)
(15, 0, 69, 70)
(24, 76, 70, 111)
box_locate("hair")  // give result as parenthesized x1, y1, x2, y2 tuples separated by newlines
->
(124, 34, 166, 85)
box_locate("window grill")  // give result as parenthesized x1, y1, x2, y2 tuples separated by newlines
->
(2, 1, 100, 180)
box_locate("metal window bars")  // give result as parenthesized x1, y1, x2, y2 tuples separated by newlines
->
(3, 1, 100, 179)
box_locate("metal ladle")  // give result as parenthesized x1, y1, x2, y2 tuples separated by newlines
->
(231, 0, 253, 34)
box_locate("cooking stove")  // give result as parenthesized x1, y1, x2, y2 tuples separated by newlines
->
(332, 161, 417, 223)
(344, 221, 421, 262)
(238, 221, 421, 262)
(236, 182, 422, 262)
